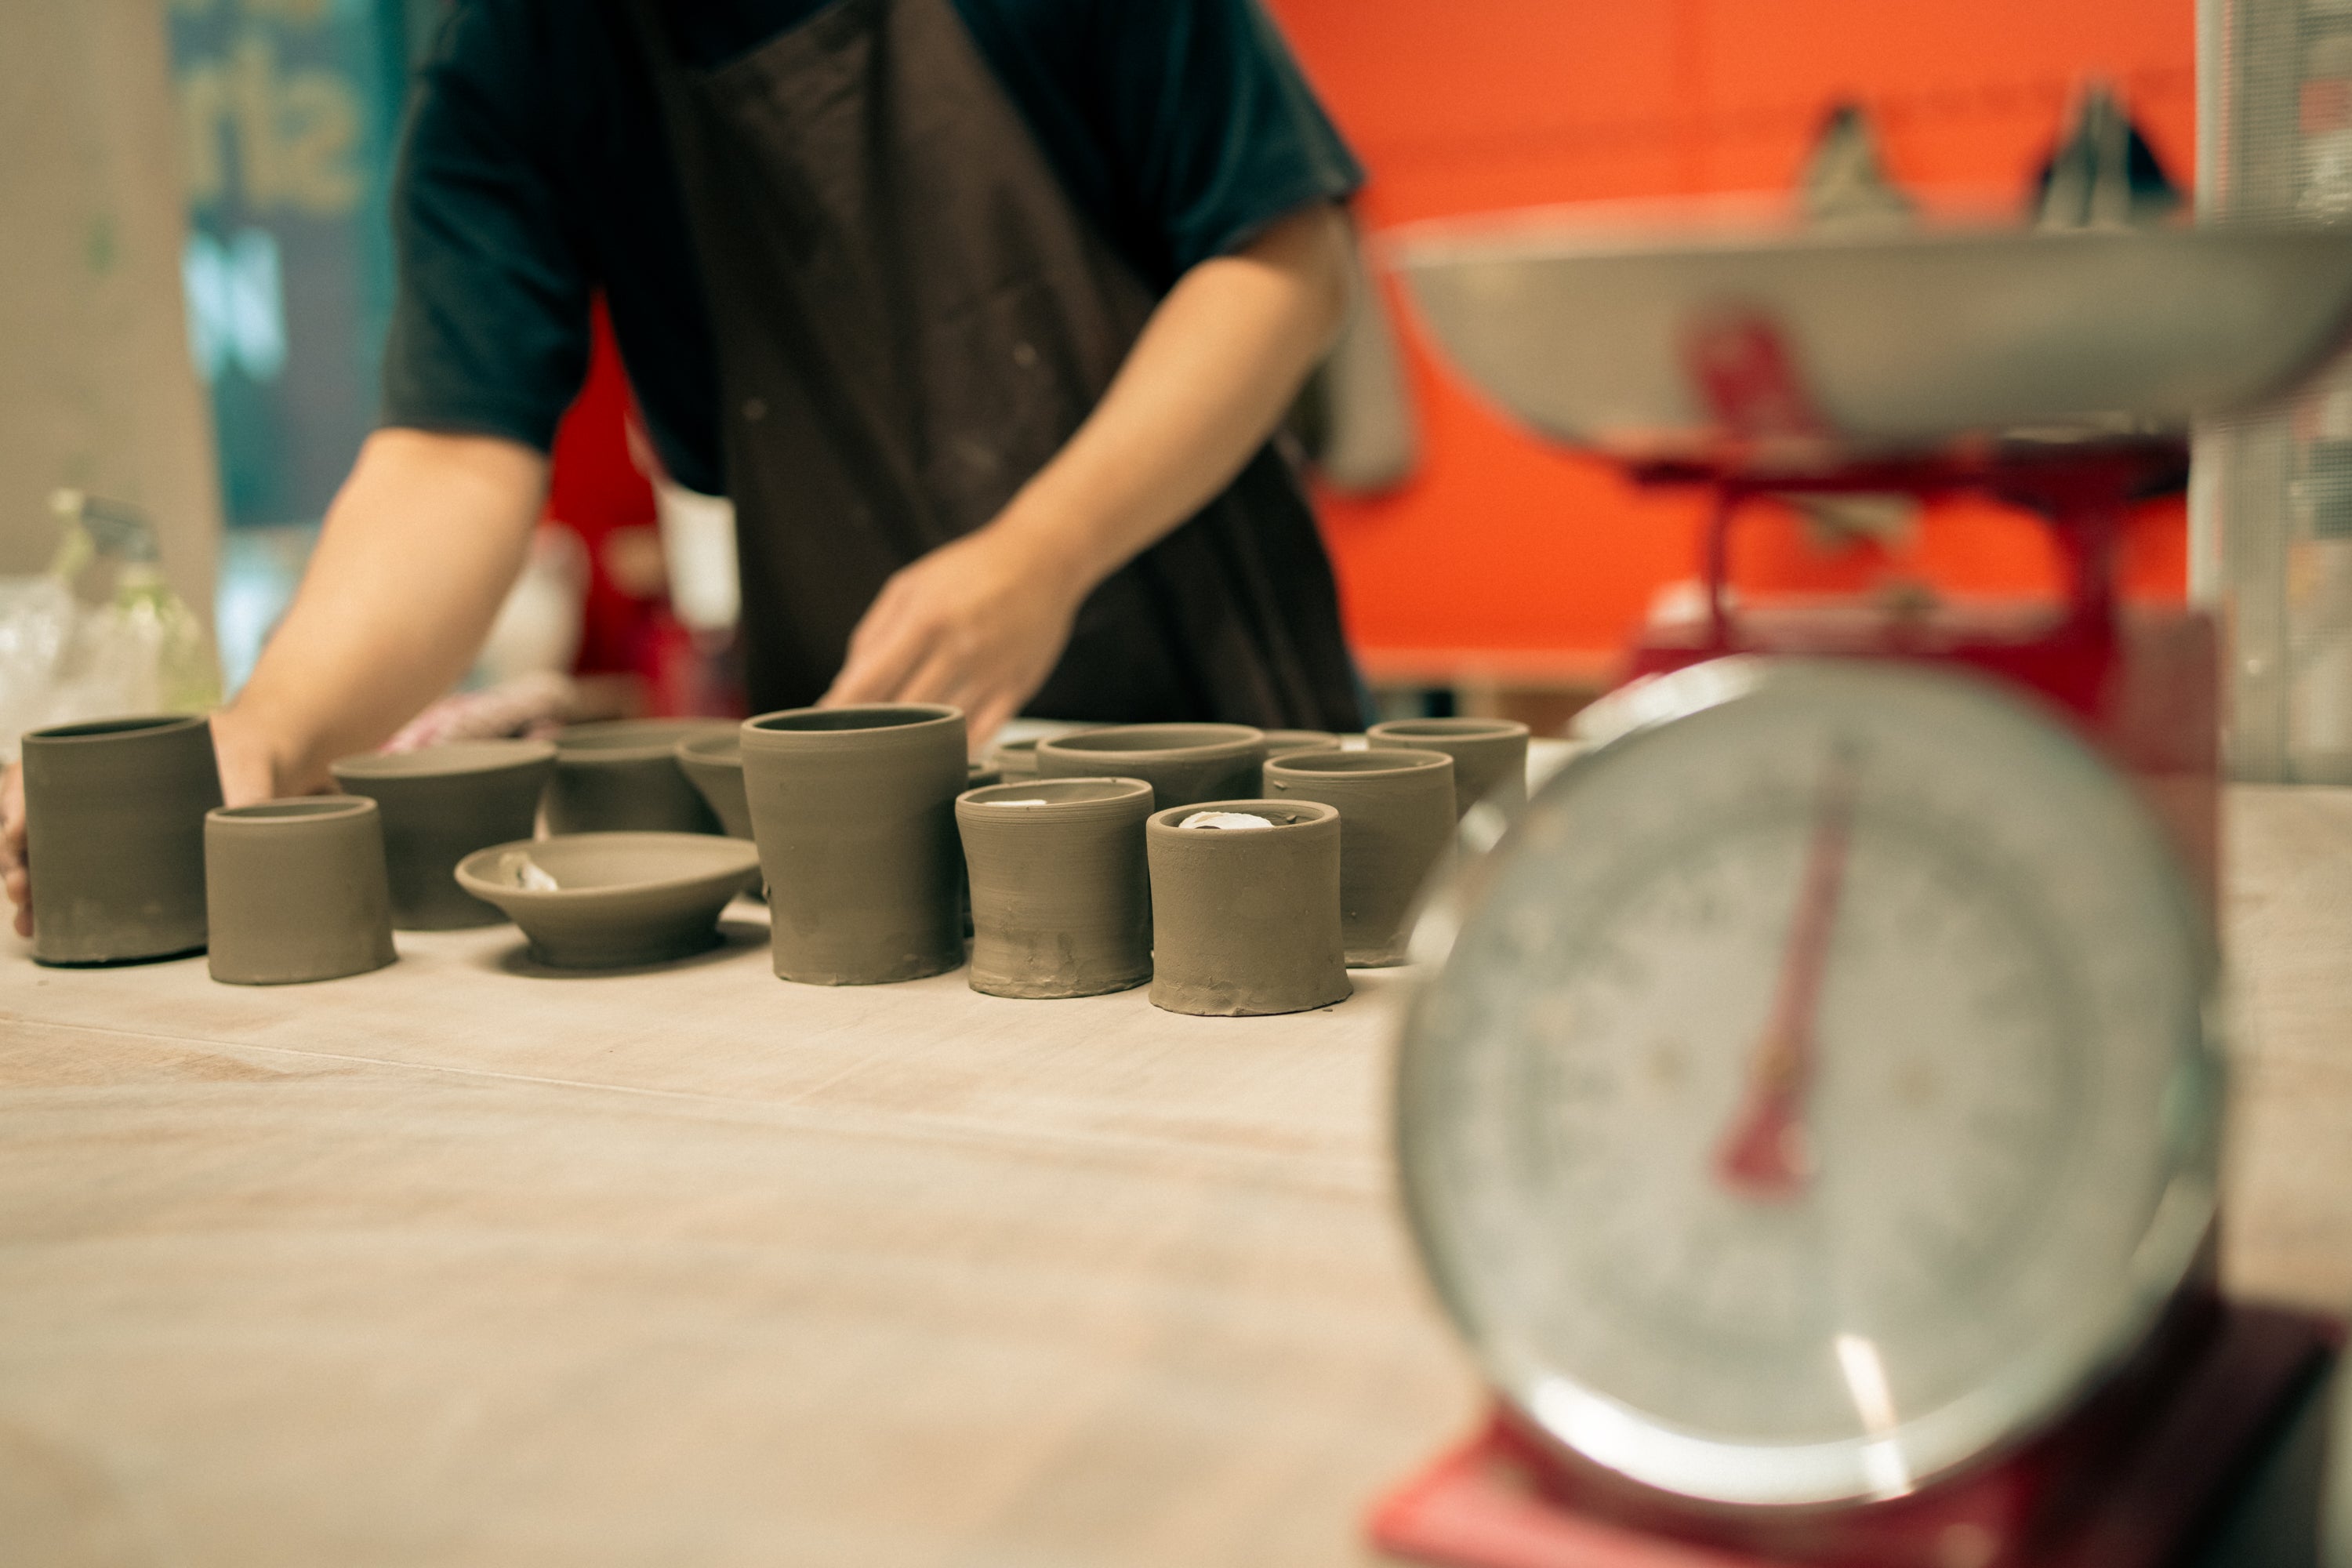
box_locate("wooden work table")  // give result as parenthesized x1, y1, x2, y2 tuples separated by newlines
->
(3, 786, 2350, 1566)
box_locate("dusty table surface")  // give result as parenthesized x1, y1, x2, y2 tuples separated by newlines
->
(2, 783, 2350, 1566)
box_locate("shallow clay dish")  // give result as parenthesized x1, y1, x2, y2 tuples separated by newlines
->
(332, 739, 556, 929)
(1036, 723, 1266, 810)
(547, 719, 733, 836)
(455, 832, 760, 969)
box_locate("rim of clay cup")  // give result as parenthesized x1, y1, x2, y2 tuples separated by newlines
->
(1145, 798, 1338, 836)
(957, 777, 1153, 817)
(26, 713, 209, 745)
(555, 718, 734, 761)
(742, 703, 963, 744)
(1263, 729, 1341, 754)
(1265, 746, 1453, 781)
(676, 730, 743, 769)
(331, 738, 556, 780)
(1038, 723, 1264, 763)
(1366, 717, 1531, 742)
(455, 831, 760, 902)
(208, 795, 379, 828)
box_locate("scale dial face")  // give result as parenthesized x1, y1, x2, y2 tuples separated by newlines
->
(1397, 659, 2219, 1508)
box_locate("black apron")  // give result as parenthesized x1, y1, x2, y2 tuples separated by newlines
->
(626, 0, 1365, 729)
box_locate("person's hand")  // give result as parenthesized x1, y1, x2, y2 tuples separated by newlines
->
(0, 706, 287, 941)
(821, 522, 1089, 746)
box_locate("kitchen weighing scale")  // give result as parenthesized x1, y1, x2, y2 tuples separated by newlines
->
(1366, 207, 2352, 1568)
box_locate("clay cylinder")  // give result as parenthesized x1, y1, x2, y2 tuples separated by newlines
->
(1145, 800, 1350, 1017)
(204, 797, 397, 985)
(1261, 748, 1455, 967)
(1264, 729, 1342, 757)
(675, 731, 754, 839)
(1365, 717, 1531, 818)
(740, 704, 965, 985)
(987, 738, 1043, 781)
(22, 714, 221, 965)
(546, 719, 731, 835)
(1036, 724, 1266, 810)
(330, 739, 556, 929)
(956, 778, 1155, 999)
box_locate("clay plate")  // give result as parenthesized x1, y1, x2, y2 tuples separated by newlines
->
(455, 832, 760, 969)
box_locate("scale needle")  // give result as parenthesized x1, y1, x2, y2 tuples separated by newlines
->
(1715, 746, 1860, 1200)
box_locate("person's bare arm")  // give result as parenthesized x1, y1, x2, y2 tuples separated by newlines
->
(822, 200, 1355, 743)
(2, 428, 545, 938)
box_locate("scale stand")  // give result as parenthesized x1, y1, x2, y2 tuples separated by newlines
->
(1367, 437, 2339, 1567)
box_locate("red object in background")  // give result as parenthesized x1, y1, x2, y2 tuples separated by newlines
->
(543, 299, 723, 716)
(1261, 0, 2196, 676)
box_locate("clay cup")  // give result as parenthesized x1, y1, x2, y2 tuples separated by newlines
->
(956, 778, 1155, 999)
(1036, 724, 1266, 810)
(675, 731, 755, 839)
(546, 719, 732, 835)
(1366, 717, 1531, 819)
(1263, 748, 1454, 967)
(205, 797, 397, 985)
(1264, 729, 1342, 757)
(330, 739, 556, 929)
(21, 713, 223, 965)
(1145, 800, 1350, 1017)
(740, 704, 966, 985)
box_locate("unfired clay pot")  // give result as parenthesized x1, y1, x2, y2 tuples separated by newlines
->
(22, 713, 222, 965)
(547, 719, 731, 836)
(1036, 724, 1266, 810)
(956, 777, 1154, 999)
(1145, 799, 1349, 1017)
(456, 832, 760, 968)
(967, 760, 1004, 791)
(1264, 729, 1342, 757)
(1262, 747, 1454, 967)
(331, 739, 556, 930)
(1365, 717, 1531, 819)
(675, 731, 754, 839)
(205, 797, 397, 985)
(987, 738, 1042, 780)
(740, 704, 965, 985)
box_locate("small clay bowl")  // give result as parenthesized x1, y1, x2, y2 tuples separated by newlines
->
(546, 719, 733, 836)
(1145, 798, 1349, 1017)
(956, 777, 1156, 999)
(331, 739, 557, 930)
(205, 797, 397, 985)
(1365, 717, 1532, 818)
(1036, 723, 1267, 810)
(455, 832, 760, 969)
(988, 738, 1044, 780)
(675, 731, 754, 839)
(22, 713, 222, 965)
(1263, 747, 1455, 967)
(1265, 729, 1343, 757)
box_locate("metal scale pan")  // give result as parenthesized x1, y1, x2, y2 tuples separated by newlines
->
(1389, 198, 2352, 464)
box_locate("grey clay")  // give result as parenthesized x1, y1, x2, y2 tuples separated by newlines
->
(332, 739, 557, 929)
(956, 777, 1154, 999)
(674, 731, 756, 839)
(23, 713, 222, 965)
(1262, 747, 1454, 967)
(741, 704, 966, 985)
(205, 797, 398, 985)
(1365, 717, 1531, 819)
(546, 719, 733, 836)
(1145, 798, 1350, 1017)
(456, 831, 760, 969)
(1036, 724, 1267, 810)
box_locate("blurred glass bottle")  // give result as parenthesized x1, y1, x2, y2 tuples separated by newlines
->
(48, 489, 223, 717)
(2197, 0, 2352, 781)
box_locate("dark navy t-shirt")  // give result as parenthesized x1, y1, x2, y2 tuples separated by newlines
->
(381, 0, 1363, 495)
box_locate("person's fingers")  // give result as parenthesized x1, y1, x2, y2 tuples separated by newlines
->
(822, 611, 937, 707)
(968, 693, 1019, 752)
(2, 764, 28, 938)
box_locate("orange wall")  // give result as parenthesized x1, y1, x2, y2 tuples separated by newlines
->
(1264, 0, 2197, 673)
